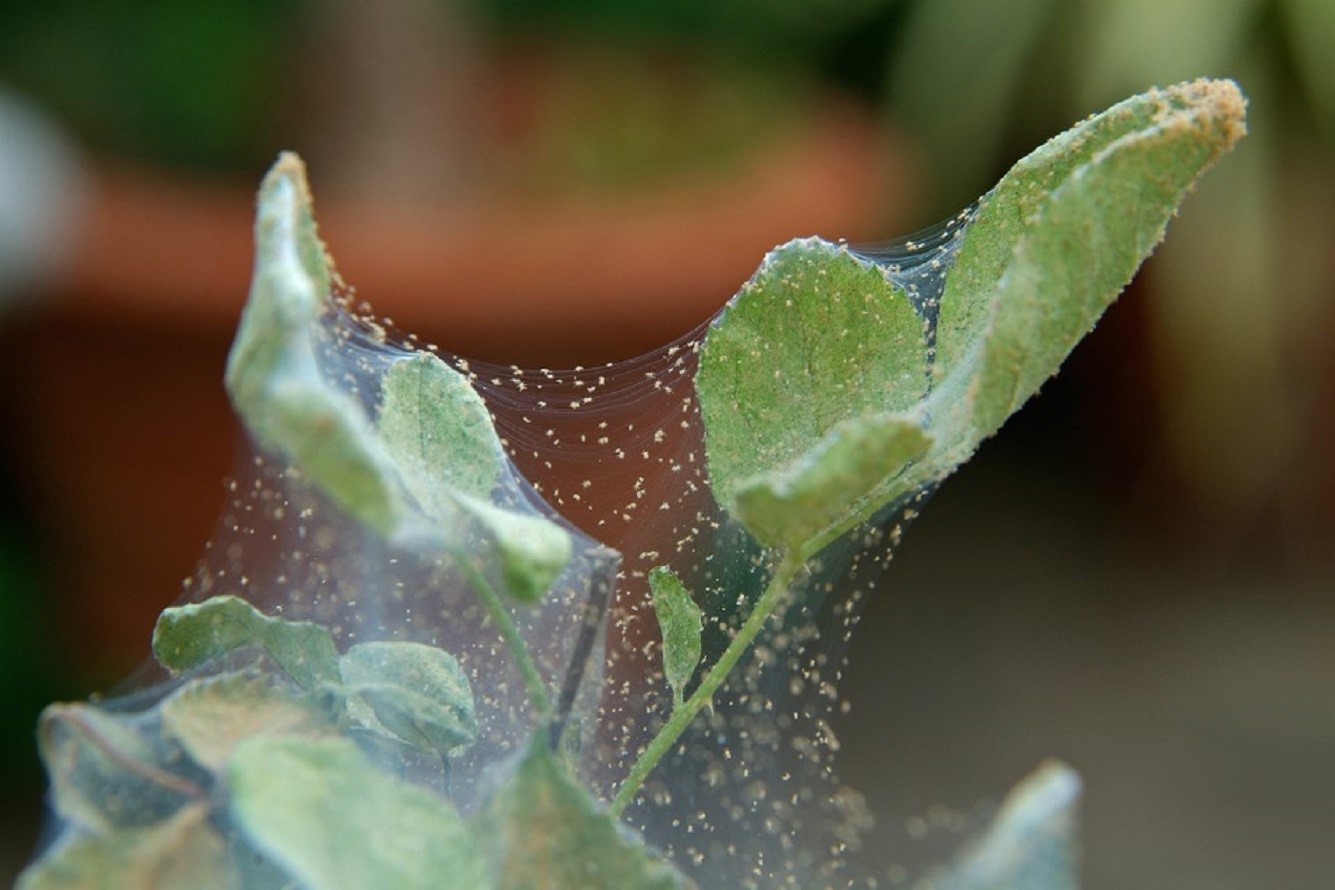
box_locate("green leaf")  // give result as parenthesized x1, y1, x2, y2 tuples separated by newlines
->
(732, 414, 931, 555)
(922, 761, 1081, 890)
(376, 355, 572, 602)
(476, 736, 686, 890)
(17, 803, 228, 890)
(227, 735, 490, 890)
(697, 238, 930, 550)
(697, 81, 1246, 558)
(379, 353, 505, 507)
(457, 494, 574, 603)
(935, 79, 1248, 441)
(37, 704, 201, 834)
(340, 641, 477, 757)
(648, 566, 702, 708)
(160, 671, 334, 772)
(152, 594, 340, 690)
(224, 157, 572, 601)
(225, 153, 404, 535)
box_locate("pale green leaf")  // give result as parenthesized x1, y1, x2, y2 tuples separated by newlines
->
(379, 352, 505, 507)
(225, 156, 572, 602)
(457, 493, 574, 602)
(37, 704, 200, 834)
(17, 803, 228, 890)
(921, 761, 1081, 890)
(376, 355, 571, 601)
(648, 566, 702, 708)
(340, 641, 477, 757)
(160, 671, 334, 772)
(732, 414, 931, 555)
(475, 735, 686, 890)
(697, 238, 929, 549)
(936, 79, 1248, 444)
(152, 594, 340, 690)
(227, 735, 489, 890)
(225, 154, 404, 535)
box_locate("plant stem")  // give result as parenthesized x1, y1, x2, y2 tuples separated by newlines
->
(457, 557, 551, 718)
(609, 548, 803, 816)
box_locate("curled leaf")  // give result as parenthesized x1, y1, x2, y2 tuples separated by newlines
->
(152, 594, 340, 690)
(698, 80, 1246, 560)
(697, 238, 929, 552)
(224, 157, 572, 602)
(340, 641, 477, 757)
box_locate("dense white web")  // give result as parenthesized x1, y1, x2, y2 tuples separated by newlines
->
(58, 207, 974, 888)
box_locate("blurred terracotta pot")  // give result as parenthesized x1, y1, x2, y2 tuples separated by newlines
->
(0, 93, 918, 682)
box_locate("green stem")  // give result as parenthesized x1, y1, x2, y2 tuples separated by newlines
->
(457, 557, 552, 718)
(609, 548, 803, 816)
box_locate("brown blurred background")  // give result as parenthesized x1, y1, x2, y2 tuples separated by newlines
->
(0, 1, 1331, 886)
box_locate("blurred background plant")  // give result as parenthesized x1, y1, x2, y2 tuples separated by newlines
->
(0, 0, 1331, 886)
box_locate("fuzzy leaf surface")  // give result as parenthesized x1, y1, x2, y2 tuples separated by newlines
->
(340, 641, 477, 757)
(17, 803, 227, 890)
(160, 671, 334, 772)
(225, 155, 571, 601)
(476, 736, 686, 889)
(697, 238, 929, 550)
(152, 594, 340, 690)
(732, 414, 931, 556)
(648, 566, 702, 708)
(698, 80, 1245, 557)
(227, 736, 488, 890)
(933, 79, 1249, 448)
(225, 154, 403, 534)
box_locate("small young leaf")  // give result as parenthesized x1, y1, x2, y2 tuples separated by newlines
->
(16, 803, 228, 890)
(339, 641, 477, 757)
(379, 352, 505, 507)
(475, 735, 687, 889)
(227, 735, 490, 890)
(648, 566, 702, 708)
(152, 594, 340, 690)
(160, 671, 334, 772)
(922, 761, 1081, 890)
(37, 704, 200, 833)
(698, 238, 930, 543)
(376, 354, 573, 602)
(457, 493, 574, 602)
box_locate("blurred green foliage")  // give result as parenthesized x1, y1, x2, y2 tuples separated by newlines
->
(885, 0, 1334, 518)
(0, 0, 299, 171)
